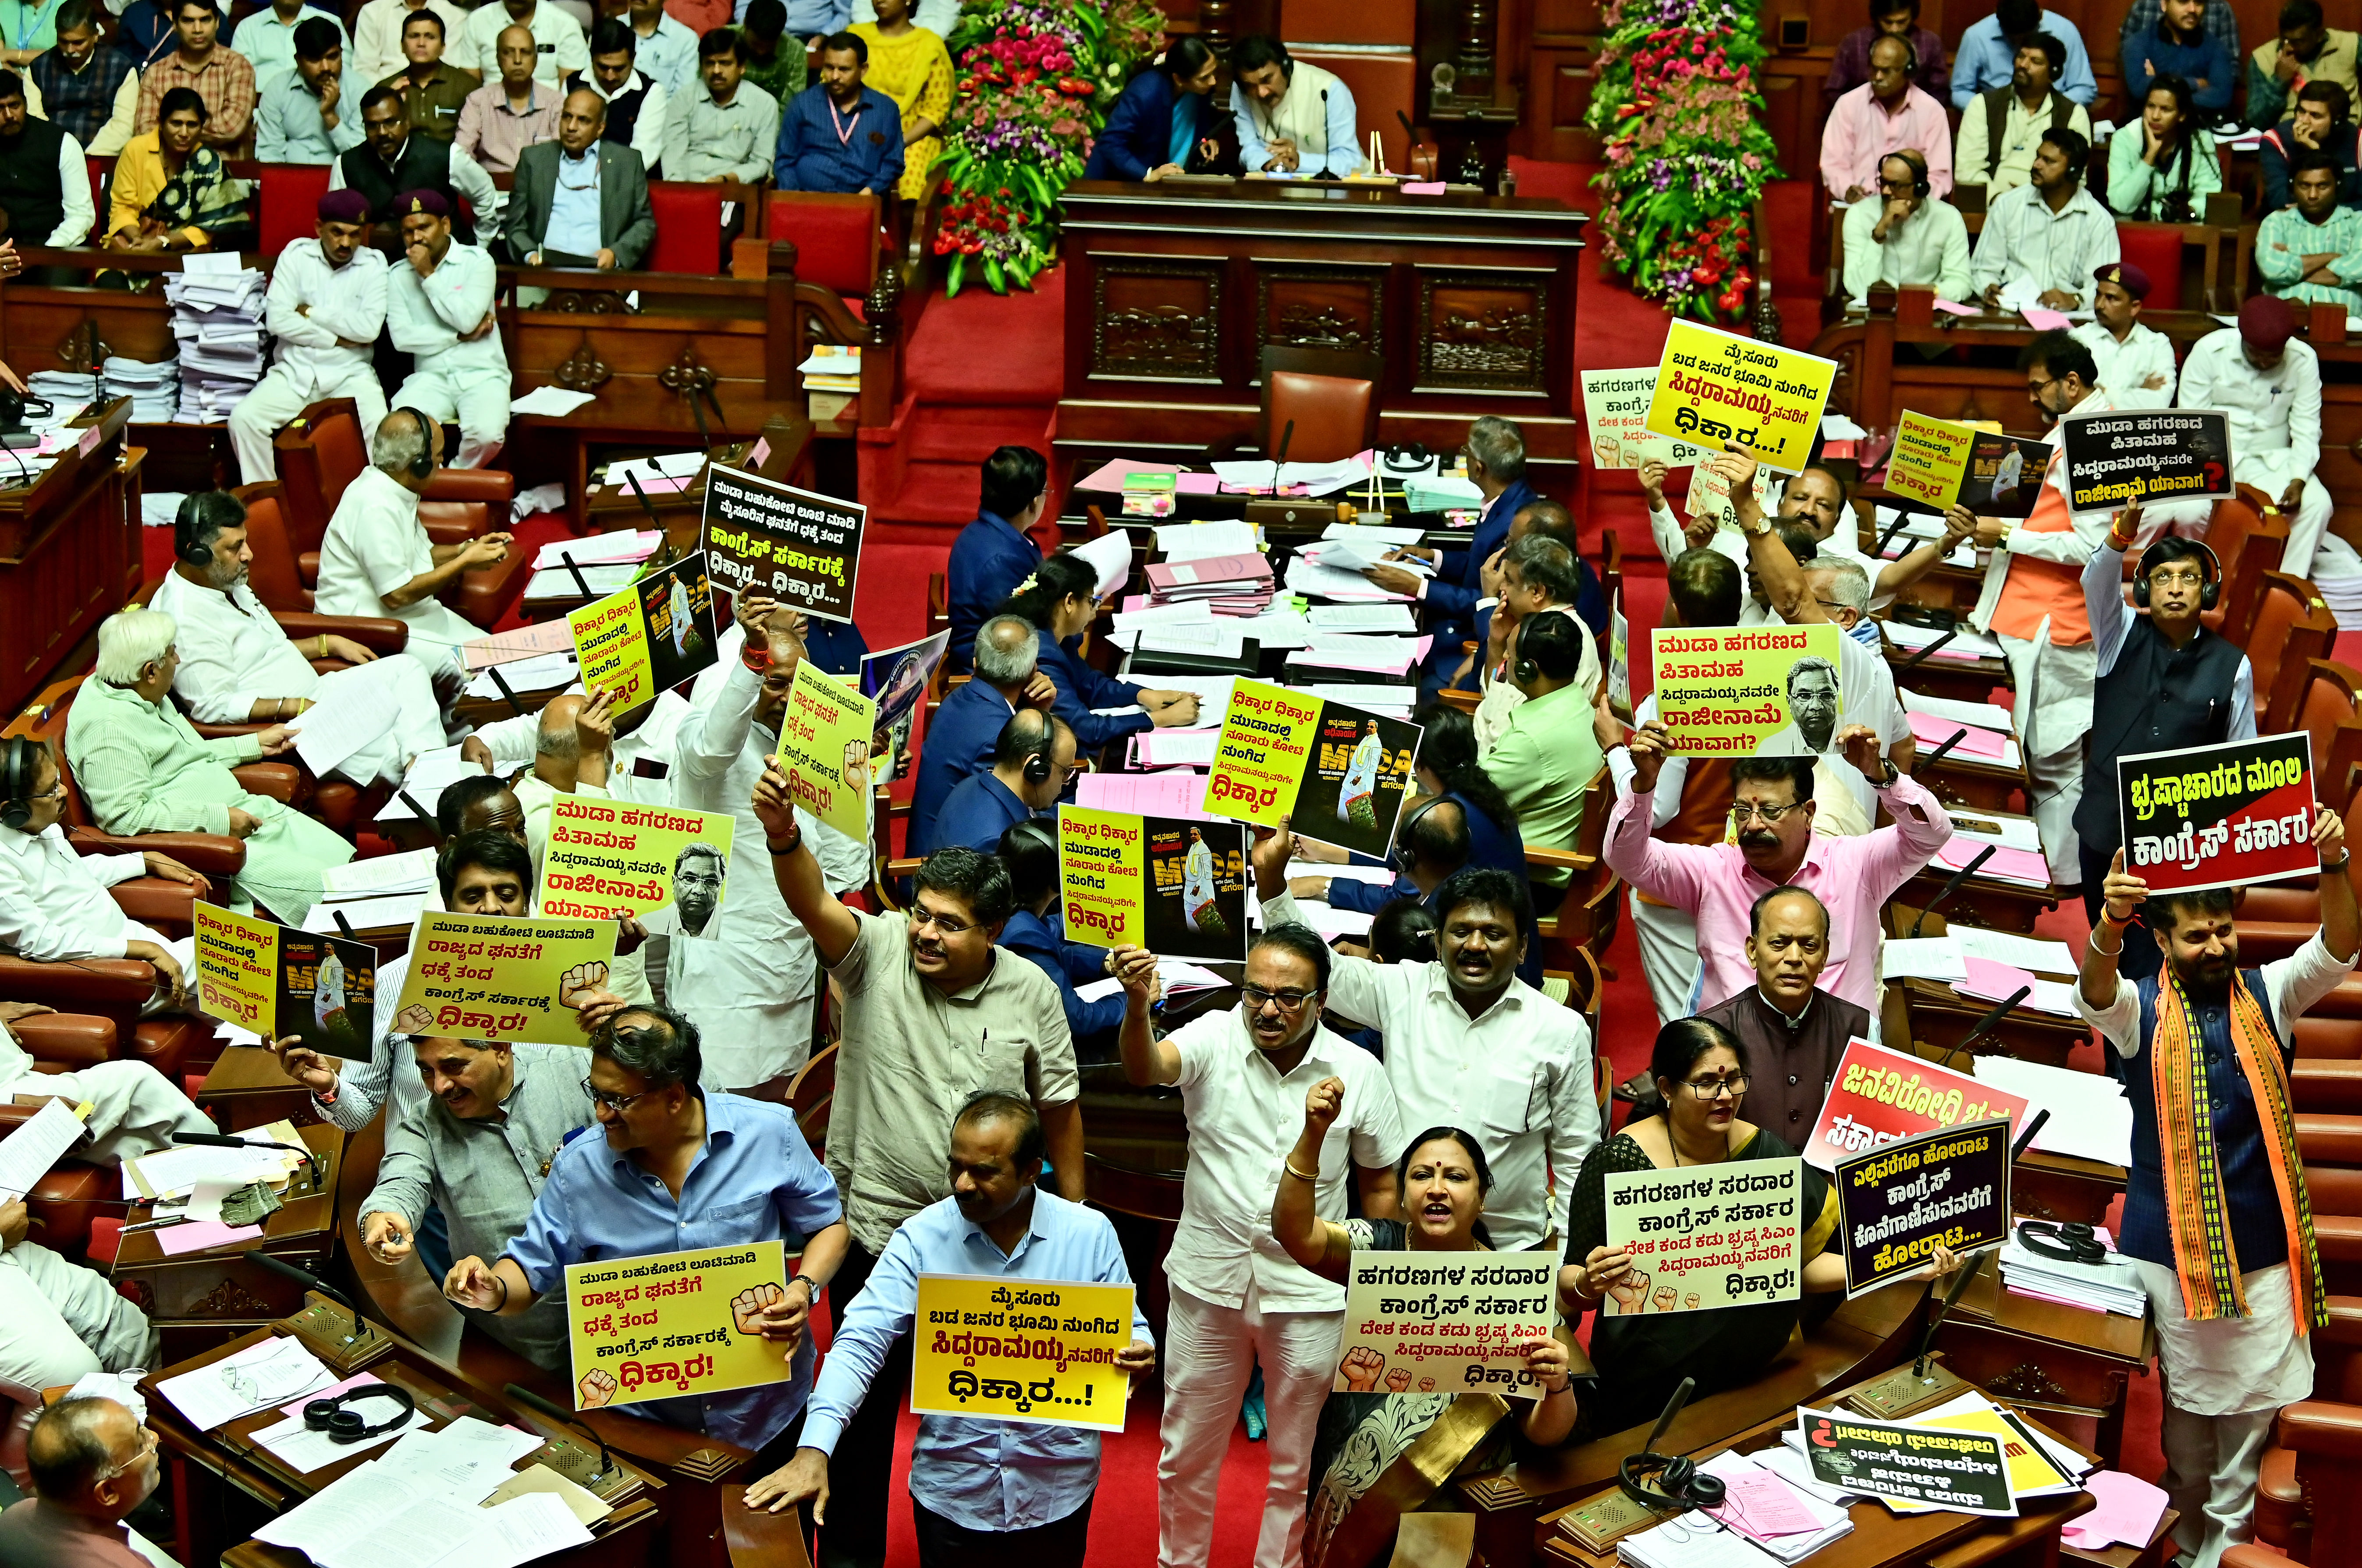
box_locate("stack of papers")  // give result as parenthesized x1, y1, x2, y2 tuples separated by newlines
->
(796, 342, 860, 392)
(28, 369, 101, 416)
(255, 1421, 593, 1568)
(163, 259, 267, 423)
(2062, 1471, 2171, 1553)
(157, 1336, 338, 1430)
(0, 1099, 88, 1201)
(1997, 1224, 2146, 1315)
(535, 531, 660, 571)
(124, 1124, 304, 1201)
(372, 744, 493, 824)
(461, 622, 574, 670)
(308, 847, 437, 935)
(1154, 519, 1258, 560)
(1307, 602, 1417, 633)
(1883, 619, 2006, 664)
(1405, 472, 1484, 510)
(1973, 1055, 2135, 1167)
(1696, 1449, 1854, 1562)
(465, 649, 578, 698)
(1208, 456, 1371, 496)
(1283, 633, 1430, 678)
(1075, 961, 1229, 1003)
(1141, 553, 1274, 616)
(525, 561, 637, 601)
(101, 355, 180, 422)
(1284, 556, 1413, 603)
(1296, 683, 1418, 712)
(1935, 811, 2051, 888)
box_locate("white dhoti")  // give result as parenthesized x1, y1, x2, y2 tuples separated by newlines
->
(229, 364, 389, 485)
(0, 1238, 158, 1388)
(2138, 450, 2337, 578)
(310, 655, 450, 786)
(1995, 624, 2095, 888)
(2133, 1258, 2313, 1568)
(1632, 895, 1701, 1025)
(394, 365, 509, 470)
(8, 1057, 212, 1164)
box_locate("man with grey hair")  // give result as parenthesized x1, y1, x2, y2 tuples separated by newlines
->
(64, 610, 354, 919)
(314, 408, 514, 677)
(0, 1395, 164, 1568)
(647, 841, 725, 937)
(912, 610, 1060, 854)
(1805, 557, 1883, 649)
(1362, 415, 1536, 696)
(445, 1004, 849, 1462)
(1770, 657, 1842, 755)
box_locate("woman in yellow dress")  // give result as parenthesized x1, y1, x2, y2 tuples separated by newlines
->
(850, 0, 952, 200)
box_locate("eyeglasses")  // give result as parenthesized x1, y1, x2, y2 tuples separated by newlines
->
(1240, 986, 1315, 1013)
(1731, 800, 1807, 825)
(909, 904, 976, 937)
(582, 1077, 650, 1113)
(1681, 1074, 1750, 1099)
(95, 1427, 159, 1480)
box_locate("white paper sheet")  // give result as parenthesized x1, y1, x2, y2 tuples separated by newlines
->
(1154, 520, 1257, 559)
(157, 1335, 336, 1430)
(320, 848, 437, 898)
(471, 1491, 597, 1568)
(1321, 522, 1424, 546)
(1947, 925, 2077, 975)
(252, 1401, 429, 1472)
(123, 1141, 291, 1200)
(465, 649, 578, 697)
(0, 1099, 86, 1201)
(1973, 1057, 2135, 1167)
(1307, 603, 1417, 633)
(509, 386, 598, 418)
(1878, 937, 1966, 982)
(288, 681, 385, 778)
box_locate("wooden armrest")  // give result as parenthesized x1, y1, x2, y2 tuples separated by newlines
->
(231, 762, 299, 803)
(1435, 688, 1479, 715)
(269, 612, 409, 656)
(2279, 1398, 2362, 1461)
(723, 1487, 813, 1568)
(423, 468, 516, 505)
(6, 1013, 115, 1065)
(0, 954, 160, 1009)
(66, 828, 245, 876)
(884, 857, 922, 878)
(108, 876, 199, 927)
(1524, 846, 1596, 874)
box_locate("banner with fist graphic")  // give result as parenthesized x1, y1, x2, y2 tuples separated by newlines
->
(565, 1241, 799, 1410)
(390, 912, 621, 1048)
(1331, 1252, 1558, 1397)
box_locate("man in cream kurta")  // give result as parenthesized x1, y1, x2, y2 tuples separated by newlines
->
(1227, 35, 1362, 177)
(2171, 300, 2340, 578)
(384, 188, 509, 468)
(229, 190, 391, 483)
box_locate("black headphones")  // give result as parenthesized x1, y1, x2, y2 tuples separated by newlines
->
(1618, 1449, 1727, 1514)
(394, 407, 437, 479)
(2132, 540, 2220, 610)
(1378, 441, 1431, 473)
(0, 386, 53, 432)
(1015, 709, 1055, 786)
(1390, 795, 1440, 873)
(1511, 607, 1578, 685)
(1886, 149, 1931, 199)
(302, 1383, 416, 1443)
(0, 737, 36, 832)
(2016, 1219, 2108, 1265)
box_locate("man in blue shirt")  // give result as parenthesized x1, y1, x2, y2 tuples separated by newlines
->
(922, 710, 1075, 855)
(912, 614, 1057, 852)
(945, 445, 1048, 671)
(773, 30, 901, 192)
(996, 820, 1125, 1049)
(1364, 415, 1536, 695)
(744, 1091, 1154, 1564)
(1952, 0, 2096, 106)
(2123, 0, 2238, 116)
(444, 1006, 851, 1462)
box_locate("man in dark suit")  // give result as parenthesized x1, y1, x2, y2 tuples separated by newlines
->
(502, 85, 651, 268)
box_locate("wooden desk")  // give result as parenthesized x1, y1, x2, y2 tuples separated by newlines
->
(1896, 867, 2059, 936)
(1930, 1252, 2156, 1471)
(1886, 977, 2089, 1068)
(0, 397, 136, 720)
(2065, 1507, 2178, 1568)
(1053, 180, 1588, 476)
(194, 1044, 321, 1132)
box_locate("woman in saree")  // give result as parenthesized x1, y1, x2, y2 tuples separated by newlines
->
(106, 87, 252, 255)
(849, 0, 951, 201)
(1274, 1080, 1578, 1568)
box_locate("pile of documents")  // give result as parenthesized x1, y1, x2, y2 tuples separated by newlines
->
(1932, 809, 2052, 889)
(1142, 552, 1274, 616)
(1900, 691, 2022, 769)
(1996, 1220, 2146, 1316)
(1207, 455, 1371, 497)
(158, 1335, 339, 1430)
(465, 648, 578, 700)
(1772, 1390, 2096, 1512)
(1974, 1054, 2136, 1169)
(1284, 631, 1431, 680)
(123, 1118, 307, 1203)
(163, 259, 268, 423)
(1153, 519, 1259, 561)
(28, 367, 100, 416)
(305, 846, 436, 937)
(797, 342, 860, 421)
(1882, 618, 2005, 665)
(101, 355, 180, 422)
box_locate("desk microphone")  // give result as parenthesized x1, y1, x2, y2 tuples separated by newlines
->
(1911, 1245, 1986, 1377)
(1270, 419, 1294, 497)
(1917, 728, 1967, 773)
(1873, 511, 1915, 559)
(1909, 844, 1994, 938)
(1955, 986, 2031, 1055)
(624, 470, 664, 532)
(505, 1382, 617, 1483)
(170, 1130, 319, 1191)
(1312, 90, 1337, 180)
(486, 663, 527, 718)
(1897, 628, 1959, 669)
(2009, 1107, 2052, 1162)
(245, 1249, 367, 1347)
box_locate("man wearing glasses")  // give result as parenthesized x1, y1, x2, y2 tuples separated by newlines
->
(919, 709, 1076, 855)
(0, 1397, 164, 1568)
(1108, 924, 1403, 1568)
(756, 779, 1081, 1568)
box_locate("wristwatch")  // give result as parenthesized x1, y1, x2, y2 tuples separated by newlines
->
(1876, 758, 1900, 788)
(789, 1274, 823, 1305)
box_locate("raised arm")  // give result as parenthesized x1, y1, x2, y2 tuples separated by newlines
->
(1272, 1077, 1357, 1278)
(2085, 504, 2140, 678)
(1112, 944, 1180, 1085)
(754, 759, 861, 968)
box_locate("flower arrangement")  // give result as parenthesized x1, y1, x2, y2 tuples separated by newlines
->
(934, 0, 1166, 294)
(1585, 0, 1780, 324)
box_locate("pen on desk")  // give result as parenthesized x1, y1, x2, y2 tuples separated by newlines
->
(120, 1216, 190, 1235)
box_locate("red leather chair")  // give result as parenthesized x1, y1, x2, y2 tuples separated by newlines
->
(82, 156, 108, 244)
(1206, 346, 1381, 465)
(1757, 180, 1825, 348)
(2114, 223, 2184, 308)
(765, 190, 880, 298)
(2203, 498, 2290, 643)
(1, 1012, 160, 1258)
(2247, 573, 2340, 735)
(259, 163, 335, 259)
(268, 398, 523, 629)
(646, 181, 726, 273)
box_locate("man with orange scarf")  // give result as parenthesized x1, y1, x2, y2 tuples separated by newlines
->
(2077, 812, 2357, 1568)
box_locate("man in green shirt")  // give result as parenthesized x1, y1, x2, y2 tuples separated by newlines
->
(1478, 609, 1603, 913)
(2259, 149, 2362, 308)
(736, 0, 803, 106)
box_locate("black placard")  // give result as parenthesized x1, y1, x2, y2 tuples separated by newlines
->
(703, 465, 865, 622)
(1798, 1407, 2016, 1515)
(1834, 1118, 2010, 1296)
(2060, 408, 2235, 512)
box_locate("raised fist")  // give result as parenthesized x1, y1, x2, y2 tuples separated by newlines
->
(732, 1280, 787, 1336)
(392, 1002, 437, 1035)
(578, 1368, 618, 1409)
(1340, 1346, 1386, 1392)
(1384, 1369, 1414, 1394)
(558, 962, 612, 1007)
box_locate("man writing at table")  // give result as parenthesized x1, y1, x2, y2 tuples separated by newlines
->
(1228, 33, 1360, 178)
(446, 1005, 849, 1462)
(2078, 813, 2357, 1568)
(1364, 415, 1535, 696)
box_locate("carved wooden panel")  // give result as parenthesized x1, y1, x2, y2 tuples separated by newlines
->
(1253, 265, 1386, 366)
(1413, 267, 1550, 392)
(1090, 256, 1225, 383)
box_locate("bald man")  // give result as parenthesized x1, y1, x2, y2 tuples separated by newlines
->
(0, 1397, 163, 1568)
(1693, 884, 1870, 1139)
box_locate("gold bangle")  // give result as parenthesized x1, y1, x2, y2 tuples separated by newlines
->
(1282, 1158, 1320, 1183)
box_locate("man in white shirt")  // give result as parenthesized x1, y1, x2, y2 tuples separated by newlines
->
(149, 491, 448, 786)
(1473, 538, 1599, 751)
(313, 407, 512, 674)
(1842, 149, 1971, 306)
(1111, 928, 1403, 1568)
(385, 188, 509, 469)
(1973, 128, 2120, 309)
(228, 189, 388, 483)
(455, 0, 586, 83)
(1227, 33, 1361, 177)
(2173, 294, 2340, 577)
(2073, 259, 2178, 412)
(348, 0, 467, 90)
(659, 26, 775, 183)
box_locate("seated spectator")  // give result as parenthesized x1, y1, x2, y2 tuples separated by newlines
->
(661, 24, 776, 183)
(1840, 149, 1970, 305)
(229, 191, 387, 482)
(849, 0, 947, 199)
(455, 22, 559, 172)
(2120, 0, 2242, 93)
(2247, 0, 2358, 131)
(1822, 0, 1948, 111)
(135, 0, 256, 151)
(780, 0, 851, 44)
(623, 0, 697, 97)
(2259, 150, 2362, 309)
(1082, 35, 1219, 181)
(2121, 0, 2235, 118)
(1973, 128, 2118, 309)
(376, 7, 476, 142)
(774, 30, 900, 192)
(0, 1398, 172, 1568)
(29, 3, 135, 157)
(563, 18, 665, 169)
(994, 553, 1203, 754)
(105, 85, 252, 252)
(150, 492, 448, 788)
(946, 445, 1047, 671)
(255, 17, 363, 161)
(232, 0, 349, 92)
(64, 610, 355, 919)
(737, 0, 805, 106)
(352, 0, 468, 90)
(1820, 32, 1950, 201)
(996, 820, 1124, 1052)
(1953, 0, 2095, 107)
(1478, 611, 1605, 915)
(504, 87, 654, 268)
(920, 710, 1074, 856)
(387, 195, 509, 468)
(334, 88, 500, 251)
(456, 0, 587, 84)
(1955, 32, 2090, 194)
(2262, 79, 2361, 211)
(2108, 72, 2222, 219)
(910, 613, 1057, 851)
(2074, 260, 2178, 408)
(0, 70, 92, 248)
(113, 0, 179, 71)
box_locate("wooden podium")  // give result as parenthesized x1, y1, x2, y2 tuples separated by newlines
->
(0, 395, 136, 719)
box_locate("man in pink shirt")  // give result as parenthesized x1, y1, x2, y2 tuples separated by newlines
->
(1602, 734, 1953, 1015)
(1822, 33, 1953, 202)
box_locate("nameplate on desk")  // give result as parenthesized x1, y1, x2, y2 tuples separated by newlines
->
(77, 422, 102, 458)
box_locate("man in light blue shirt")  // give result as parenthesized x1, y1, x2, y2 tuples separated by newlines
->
(444, 1005, 852, 1461)
(232, 0, 350, 89)
(1952, 0, 2096, 107)
(255, 18, 362, 160)
(765, 0, 847, 44)
(744, 1091, 1154, 1567)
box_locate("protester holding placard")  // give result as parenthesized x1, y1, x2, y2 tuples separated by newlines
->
(1694, 886, 1869, 1139)
(464, 682, 691, 815)
(1268, 1087, 1577, 1561)
(447, 1006, 849, 1465)
(743, 1092, 1155, 1565)
(921, 710, 1075, 856)
(997, 553, 1202, 751)
(2077, 811, 2357, 1568)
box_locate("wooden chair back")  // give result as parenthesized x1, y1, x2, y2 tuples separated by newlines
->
(2251, 573, 2339, 733)
(2203, 501, 2289, 644)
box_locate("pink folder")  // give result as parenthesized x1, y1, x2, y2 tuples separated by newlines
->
(1907, 711, 2008, 760)
(1935, 838, 2051, 883)
(1956, 955, 2037, 1004)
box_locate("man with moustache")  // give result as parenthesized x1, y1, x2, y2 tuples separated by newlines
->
(254, 18, 362, 161)
(375, 10, 475, 142)
(0, 70, 93, 253)
(1694, 886, 1868, 1139)
(28, 3, 136, 156)
(384, 191, 509, 468)
(227, 191, 387, 482)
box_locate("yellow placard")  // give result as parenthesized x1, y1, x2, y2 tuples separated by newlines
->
(565, 1241, 794, 1410)
(1648, 622, 1845, 756)
(538, 796, 735, 938)
(1645, 319, 1839, 474)
(1334, 1252, 1557, 1396)
(1885, 411, 1977, 511)
(1885, 1402, 2077, 1511)
(1204, 678, 1325, 830)
(911, 1273, 1136, 1433)
(774, 658, 877, 841)
(1601, 1158, 1805, 1315)
(569, 583, 655, 712)
(392, 912, 620, 1047)
(1057, 805, 1145, 947)
(193, 901, 279, 1035)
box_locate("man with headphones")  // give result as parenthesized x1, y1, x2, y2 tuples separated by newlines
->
(920, 708, 1075, 856)
(1956, 33, 2091, 196)
(1227, 33, 1363, 178)
(1478, 611, 1605, 916)
(1820, 32, 1951, 202)
(1972, 125, 2118, 309)
(1840, 148, 1971, 307)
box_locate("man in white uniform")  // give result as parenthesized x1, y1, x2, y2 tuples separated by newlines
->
(150, 490, 448, 785)
(2171, 294, 2339, 576)
(385, 189, 509, 469)
(455, 0, 586, 82)
(2071, 259, 2177, 412)
(229, 190, 388, 483)
(313, 408, 513, 675)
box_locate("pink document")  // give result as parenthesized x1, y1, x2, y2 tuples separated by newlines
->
(1956, 955, 2037, 1004)
(1933, 298, 1980, 316)
(2062, 1471, 2170, 1552)
(1936, 839, 2051, 883)
(2021, 305, 2072, 330)
(156, 1220, 263, 1256)
(1073, 771, 1209, 818)
(1908, 711, 2008, 760)
(1712, 1469, 1823, 1539)
(1077, 459, 1180, 491)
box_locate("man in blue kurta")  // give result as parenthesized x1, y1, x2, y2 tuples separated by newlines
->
(920, 710, 1075, 856)
(772, 29, 900, 192)
(910, 614, 1057, 852)
(2076, 818, 2358, 1568)
(945, 445, 1048, 672)
(1362, 415, 1536, 695)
